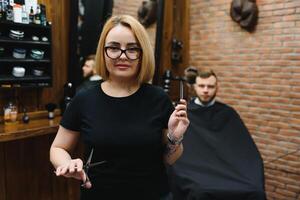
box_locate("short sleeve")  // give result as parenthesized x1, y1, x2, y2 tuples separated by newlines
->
(60, 93, 82, 132)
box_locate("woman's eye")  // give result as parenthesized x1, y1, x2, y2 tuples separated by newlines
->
(127, 48, 137, 53)
(109, 47, 120, 52)
(127, 48, 140, 53)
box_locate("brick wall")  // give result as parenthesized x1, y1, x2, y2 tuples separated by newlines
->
(112, 0, 157, 50)
(190, 0, 300, 199)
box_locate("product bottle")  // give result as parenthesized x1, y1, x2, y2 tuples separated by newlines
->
(3, 101, 18, 124)
(0, 1, 7, 21)
(13, 4, 22, 23)
(40, 4, 46, 26)
(34, 4, 41, 24)
(5, 3, 13, 21)
(22, 108, 30, 123)
(29, 6, 34, 23)
(21, 5, 29, 24)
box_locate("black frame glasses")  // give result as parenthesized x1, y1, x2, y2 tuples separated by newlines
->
(104, 46, 142, 60)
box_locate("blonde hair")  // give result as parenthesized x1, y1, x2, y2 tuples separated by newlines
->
(95, 15, 155, 84)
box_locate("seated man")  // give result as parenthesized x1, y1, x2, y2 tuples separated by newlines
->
(77, 54, 101, 93)
(169, 68, 266, 200)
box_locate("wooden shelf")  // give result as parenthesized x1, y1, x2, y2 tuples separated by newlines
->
(0, 75, 51, 82)
(0, 20, 52, 88)
(0, 75, 51, 88)
(0, 37, 50, 45)
(0, 57, 51, 63)
(0, 20, 51, 29)
(0, 116, 60, 142)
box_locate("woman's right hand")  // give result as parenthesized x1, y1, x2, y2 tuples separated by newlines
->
(54, 158, 92, 188)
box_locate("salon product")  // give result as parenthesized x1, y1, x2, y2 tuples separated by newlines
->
(22, 108, 30, 123)
(32, 68, 44, 76)
(21, 5, 29, 24)
(3, 101, 18, 124)
(30, 49, 44, 59)
(12, 66, 25, 77)
(41, 36, 48, 41)
(45, 103, 57, 119)
(0, 0, 8, 20)
(34, 4, 40, 24)
(9, 30, 24, 40)
(32, 35, 39, 41)
(29, 6, 34, 23)
(13, 48, 26, 59)
(5, 3, 13, 21)
(40, 4, 46, 26)
(13, 4, 22, 23)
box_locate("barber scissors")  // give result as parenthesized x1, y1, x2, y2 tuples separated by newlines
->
(81, 148, 107, 187)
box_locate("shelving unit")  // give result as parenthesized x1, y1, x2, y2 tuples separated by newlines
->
(0, 20, 52, 88)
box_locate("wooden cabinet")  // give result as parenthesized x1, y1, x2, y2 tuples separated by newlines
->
(0, 20, 52, 88)
(0, 117, 81, 200)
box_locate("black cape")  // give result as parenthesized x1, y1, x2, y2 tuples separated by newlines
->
(169, 100, 266, 200)
(76, 79, 101, 94)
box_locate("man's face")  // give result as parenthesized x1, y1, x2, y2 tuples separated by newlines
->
(193, 75, 218, 105)
(82, 60, 95, 78)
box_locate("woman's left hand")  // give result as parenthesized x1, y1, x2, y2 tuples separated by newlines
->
(168, 99, 190, 140)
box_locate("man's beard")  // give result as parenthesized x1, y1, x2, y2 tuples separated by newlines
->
(83, 71, 94, 79)
(199, 92, 217, 105)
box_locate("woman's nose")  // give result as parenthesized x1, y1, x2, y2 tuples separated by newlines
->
(119, 51, 127, 59)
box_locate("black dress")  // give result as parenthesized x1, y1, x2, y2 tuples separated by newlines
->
(61, 83, 174, 200)
(169, 100, 266, 200)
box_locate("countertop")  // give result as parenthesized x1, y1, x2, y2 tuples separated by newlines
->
(0, 117, 60, 142)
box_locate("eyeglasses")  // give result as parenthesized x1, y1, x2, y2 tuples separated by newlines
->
(104, 46, 142, 60)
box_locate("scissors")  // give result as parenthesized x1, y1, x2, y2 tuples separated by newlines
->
(81, 148, 107, 187)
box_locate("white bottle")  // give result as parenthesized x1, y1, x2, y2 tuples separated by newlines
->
(13, 4, 22, 23)
(21, 5, 29, 24)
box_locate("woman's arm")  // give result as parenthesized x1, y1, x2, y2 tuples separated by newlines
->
(163, 130, 183, 165)
(163, 99, 189, 165)
(50, 125, 80, 168)
(50, 126, 91, 187)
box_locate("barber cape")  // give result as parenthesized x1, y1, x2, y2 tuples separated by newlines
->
(76, 75, 102, 94)
(169, 99, 266, 200)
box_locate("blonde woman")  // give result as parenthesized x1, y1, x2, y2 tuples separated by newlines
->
(50, 15, 189, 200)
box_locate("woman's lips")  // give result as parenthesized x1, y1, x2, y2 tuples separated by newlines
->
(115, 64, 130, 69)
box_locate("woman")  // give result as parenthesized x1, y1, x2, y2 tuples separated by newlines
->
(50, 15, 189, 200)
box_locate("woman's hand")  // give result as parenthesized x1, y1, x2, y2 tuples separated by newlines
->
(54, 158, 92, 188)
(168, 99, 190, 141)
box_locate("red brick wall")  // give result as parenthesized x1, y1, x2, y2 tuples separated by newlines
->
(190, 0, 300, 199)
(113, 0, 140, 17)
(112, 0, 157, 50)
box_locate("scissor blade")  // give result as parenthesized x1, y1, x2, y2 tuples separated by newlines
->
(86, 148, 94, 165)
(89, 160, 107, 168)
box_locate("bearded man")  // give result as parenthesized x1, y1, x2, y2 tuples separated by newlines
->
(169, 68, 266, 200)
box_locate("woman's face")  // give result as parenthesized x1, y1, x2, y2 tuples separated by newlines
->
(104, 25, 141, 82)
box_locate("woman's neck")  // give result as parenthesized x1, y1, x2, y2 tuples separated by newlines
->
(102, 78, 140, 97)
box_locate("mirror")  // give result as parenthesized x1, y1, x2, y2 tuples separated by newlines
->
(67, 0, 164, 86)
